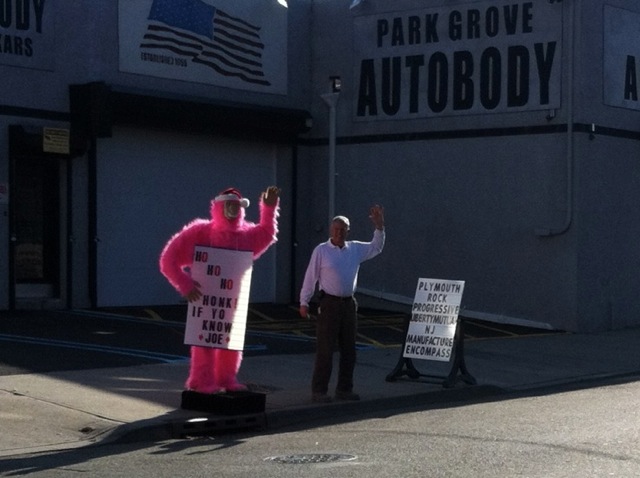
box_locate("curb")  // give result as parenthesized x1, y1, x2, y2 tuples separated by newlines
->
(97, 383, 505, 446)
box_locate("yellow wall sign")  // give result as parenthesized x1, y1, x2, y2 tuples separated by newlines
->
(43, 128, 70, 155)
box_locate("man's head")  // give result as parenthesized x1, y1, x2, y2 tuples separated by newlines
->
(330, 215, 350, 247)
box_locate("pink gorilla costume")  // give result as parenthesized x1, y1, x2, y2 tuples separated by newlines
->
(159, 187, 279, 394)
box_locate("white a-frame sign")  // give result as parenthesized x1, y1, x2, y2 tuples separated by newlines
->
(404, 278, 465, 362)
(387, 278, 475, 388)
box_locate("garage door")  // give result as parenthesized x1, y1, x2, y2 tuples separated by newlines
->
(96, 126, 279, 307)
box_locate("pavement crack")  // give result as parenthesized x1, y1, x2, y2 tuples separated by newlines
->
(1, 387, 125, 425)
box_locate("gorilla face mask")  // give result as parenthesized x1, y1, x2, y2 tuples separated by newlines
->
(224, 200, 241, 220)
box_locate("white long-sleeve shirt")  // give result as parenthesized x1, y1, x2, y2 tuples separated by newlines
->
(299, 228, 385, 306)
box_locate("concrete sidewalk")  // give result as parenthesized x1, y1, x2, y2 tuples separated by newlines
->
(1, 327, 639, 457)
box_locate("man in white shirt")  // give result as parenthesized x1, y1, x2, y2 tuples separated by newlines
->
(299, 205, 385, 403)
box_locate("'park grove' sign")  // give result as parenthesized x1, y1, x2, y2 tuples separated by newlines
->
(353, 0, 562, 120)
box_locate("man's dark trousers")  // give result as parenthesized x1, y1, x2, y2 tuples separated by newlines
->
(312, 295, 357, 395)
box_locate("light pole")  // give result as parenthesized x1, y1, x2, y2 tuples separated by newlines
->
(321, 76, 341, 224)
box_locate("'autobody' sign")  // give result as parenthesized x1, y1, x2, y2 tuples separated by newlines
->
(604, 5, 640, 110)
(353, 0, 562, 119)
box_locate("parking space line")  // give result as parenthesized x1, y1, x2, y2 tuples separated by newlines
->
(248, 307, 278, 322)
(0, 333, 189, 363)
(356, 332, 387, 348)
(143, 308, 164, 321)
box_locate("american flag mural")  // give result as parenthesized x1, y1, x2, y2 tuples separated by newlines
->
(140, 0, 270, 86)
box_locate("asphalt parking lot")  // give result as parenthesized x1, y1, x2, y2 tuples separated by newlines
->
(0, 303, 563, 376)
(97, 302, 562, 350)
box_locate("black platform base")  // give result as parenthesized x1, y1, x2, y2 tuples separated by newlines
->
(181, 390, 266, 415)
(173, 414, 267, 437)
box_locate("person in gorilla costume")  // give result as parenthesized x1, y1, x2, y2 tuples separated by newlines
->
(160, 186, 280, 393)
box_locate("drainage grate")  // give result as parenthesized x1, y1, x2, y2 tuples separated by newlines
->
(264, 454, 357, 464)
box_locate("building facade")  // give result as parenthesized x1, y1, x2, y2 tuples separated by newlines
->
(1, 0, 639, 332)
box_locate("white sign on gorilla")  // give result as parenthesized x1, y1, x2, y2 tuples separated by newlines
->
(184, 246, 253, 351)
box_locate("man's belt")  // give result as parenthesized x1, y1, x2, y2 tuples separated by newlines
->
(321, 292, 354, 302)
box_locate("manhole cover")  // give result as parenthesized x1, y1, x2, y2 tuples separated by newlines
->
(264, 454, 357, 464)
